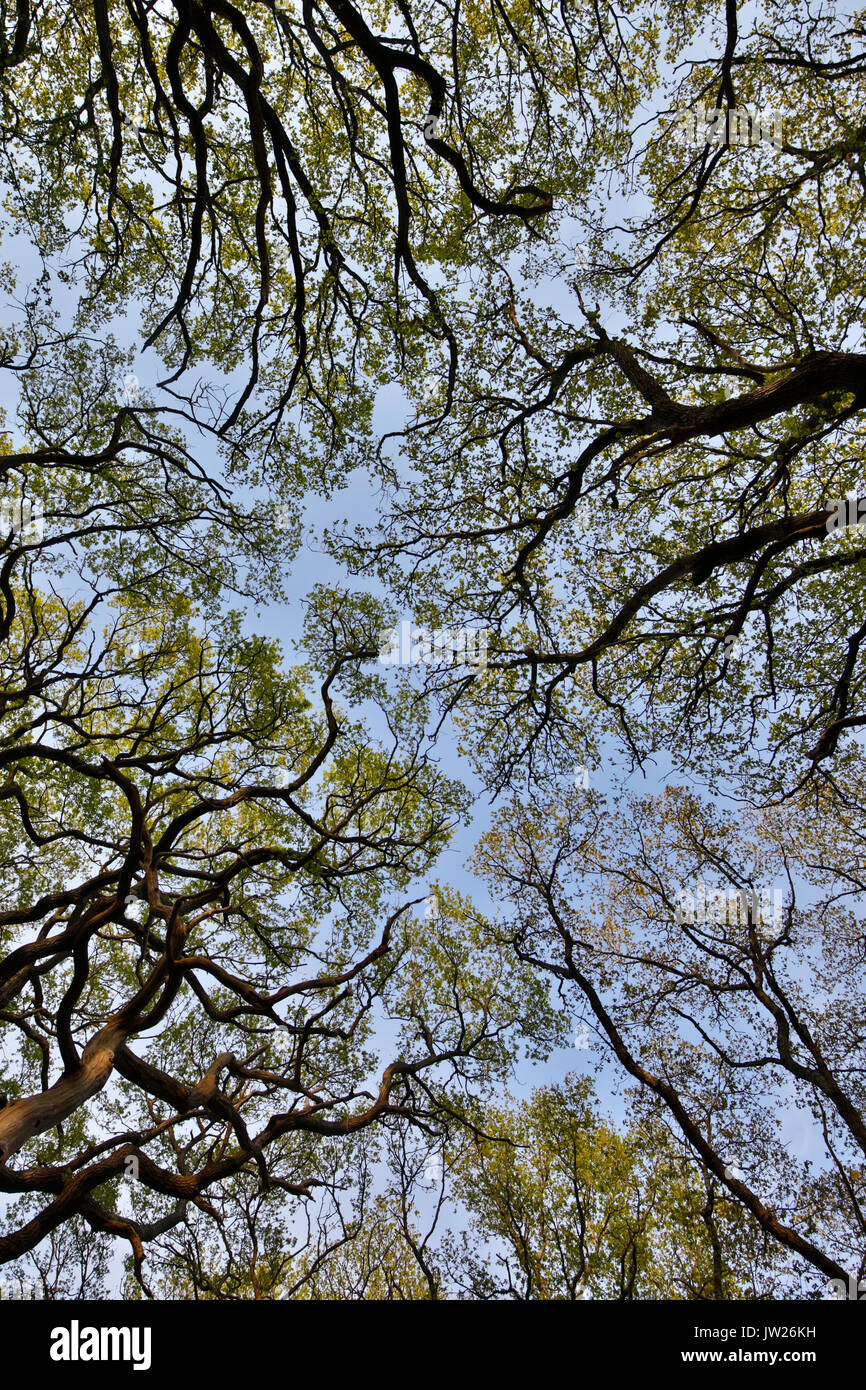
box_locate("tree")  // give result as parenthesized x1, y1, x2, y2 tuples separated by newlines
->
(0, 583, 487, 1275)
(308, 0, 866, 1292)
(470, 776, 866, 1289)
(2, 0, 865, 1298)
(443, 1077, 792, 1301)
(0, 0, 564, 1287)
(324, 0, 866, 807)
(0, 0, 560, 474)
(197, 1073, 792, 1300)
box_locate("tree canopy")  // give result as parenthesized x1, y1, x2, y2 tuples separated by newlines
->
(0, 0, 864, 1300)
